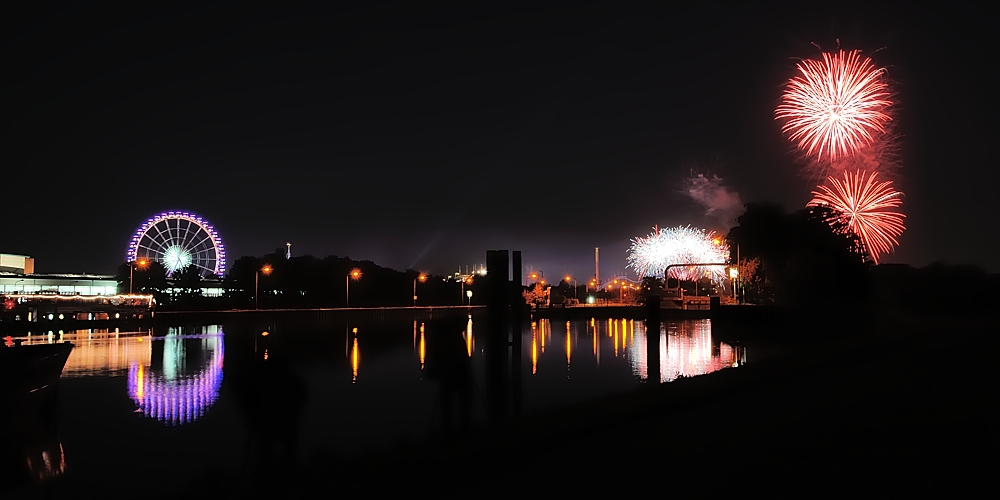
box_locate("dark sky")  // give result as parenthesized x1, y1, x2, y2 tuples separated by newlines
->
(3, 1, 997, 279)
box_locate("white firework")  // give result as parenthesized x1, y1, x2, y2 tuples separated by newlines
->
(627, 226, 729, 282)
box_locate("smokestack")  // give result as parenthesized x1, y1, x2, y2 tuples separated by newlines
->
(595, 247, 600, 287)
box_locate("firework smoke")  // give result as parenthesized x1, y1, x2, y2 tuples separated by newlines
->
(683, 172, 744, 227)
(802, 121, 903, 181)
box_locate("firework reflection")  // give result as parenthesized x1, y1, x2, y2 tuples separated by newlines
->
(631, 320, 744, 382)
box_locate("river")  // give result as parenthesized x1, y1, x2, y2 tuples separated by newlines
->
(4, 312, 745, 496)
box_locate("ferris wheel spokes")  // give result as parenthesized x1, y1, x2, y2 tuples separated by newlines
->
(127, 211, 226, 277)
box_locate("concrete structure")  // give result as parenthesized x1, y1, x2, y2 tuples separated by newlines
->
(0, 253, 35, 274)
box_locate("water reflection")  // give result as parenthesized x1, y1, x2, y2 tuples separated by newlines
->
(351, 336, 360, 383)
(126, 326, 225, 426)
(424, 317, 474, 436)
(518, 318, 744, 382)
(419, 322, 425, 370)
(631, 319, 745, 382)
(1, 412, 67, 490)
(0, 315, 751, 494)
(16, 328, 151, 376)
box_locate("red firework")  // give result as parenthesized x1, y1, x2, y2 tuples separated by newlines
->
(776, 50, 892, 162)
(807, 170, 905, 264)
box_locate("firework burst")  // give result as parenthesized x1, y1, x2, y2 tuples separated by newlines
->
(627, 226, 729, 282)
(807, 170, 905, 264)
(776, 49, 892, 162)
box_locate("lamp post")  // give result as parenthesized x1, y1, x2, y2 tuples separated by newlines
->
(564, 276, 577, 300)
(461, 277, 472, 305)
(413, 274, 427, 306)
(347, 268, 362, 308)
(728, 266, 739, 303)
(129, 259, 149, 295)
(256, 264, 272, 310)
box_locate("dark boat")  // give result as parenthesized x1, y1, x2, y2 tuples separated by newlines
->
(1, 341, 73, 493)
(0, 341, 74, 418)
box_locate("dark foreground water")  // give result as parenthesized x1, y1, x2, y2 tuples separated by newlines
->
(5, 313, 745, 497)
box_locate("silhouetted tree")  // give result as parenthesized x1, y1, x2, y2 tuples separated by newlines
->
(172, 265, 204, 302)
(116, 261, 170, 302)
(224, 256, 263, 306)
(727, 203, 870, 307)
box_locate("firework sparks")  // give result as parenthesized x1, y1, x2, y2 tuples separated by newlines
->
(808, 170, 905, 264)
(776, 49, 892, 162)
(627, 226, 729, 282)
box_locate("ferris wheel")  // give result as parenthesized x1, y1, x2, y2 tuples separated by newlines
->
(126, 211, 227, 277)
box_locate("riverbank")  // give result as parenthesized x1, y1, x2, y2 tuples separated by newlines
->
(179, 312, 997, 495)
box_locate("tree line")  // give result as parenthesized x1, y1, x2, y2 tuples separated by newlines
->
(116, 248, 483, 310)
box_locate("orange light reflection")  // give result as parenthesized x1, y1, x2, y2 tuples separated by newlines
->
(136, 364, 145, 400)
(351, 338, 360, 383)
(419, 323, 426, 369)
(465, 317, 474, 357)
(531, 330, 538, 375)
(565, 321, 571, 374)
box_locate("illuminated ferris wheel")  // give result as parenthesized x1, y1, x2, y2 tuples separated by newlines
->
(126, 211, 227, 277)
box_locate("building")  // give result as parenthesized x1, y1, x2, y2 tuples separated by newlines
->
(0, 253, 35, 274)
(0, 273, 118, 295)
(0, 253, 118, 295)
(0, 253, 159, 327)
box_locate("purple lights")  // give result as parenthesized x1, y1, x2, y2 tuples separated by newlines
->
(126, 211, 227, 277)
(127, 331, 225, 426)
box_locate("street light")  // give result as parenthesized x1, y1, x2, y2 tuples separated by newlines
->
(728, 266, 739, 303)
(256, 264, 272, 309)
(413, 273, 427, 306)
(564, 275, 577, 300)
(347, 268, 362, 308)
(129, 258, 149, 295)
(461, 277, 472, 305)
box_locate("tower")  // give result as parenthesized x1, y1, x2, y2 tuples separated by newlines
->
(595, 247, 600, 288)
(285, 242, 291, 260)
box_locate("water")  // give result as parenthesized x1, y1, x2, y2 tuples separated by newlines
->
(4, 313, 745, 496)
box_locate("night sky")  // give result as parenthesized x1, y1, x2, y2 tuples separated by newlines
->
(3, 2, 996, 278)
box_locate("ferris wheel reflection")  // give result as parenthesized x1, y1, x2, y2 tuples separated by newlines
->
(127, 326, 225, 426)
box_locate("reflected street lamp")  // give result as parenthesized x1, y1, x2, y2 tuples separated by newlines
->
(413, 273, 427, 306)
(347, 268, 362, 308)
(256, 264, 272, 310)
(129, 258, 149, 295)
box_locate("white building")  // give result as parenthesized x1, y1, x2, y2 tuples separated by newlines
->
(0, 272, 118, 295)
(0, 253, 118, 295)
